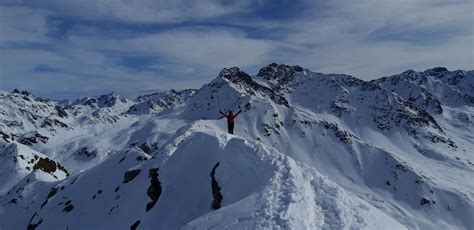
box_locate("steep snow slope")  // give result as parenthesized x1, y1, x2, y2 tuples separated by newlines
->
(174, 65, 474, 229)
(0, 64, 473, 229)
(0, 136, 68, 196)
(372, 68, 474, 166)
(0, 124, 405, 229)
(372, 67, 473, 110)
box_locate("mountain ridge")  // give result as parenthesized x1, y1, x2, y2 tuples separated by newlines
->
(0, 64, 473, 229)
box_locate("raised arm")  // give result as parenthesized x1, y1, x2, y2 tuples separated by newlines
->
(233, 110, 242, 118)
(219, 111, 227, 117)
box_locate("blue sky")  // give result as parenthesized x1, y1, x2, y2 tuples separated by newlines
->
(0, 0, 473, 99)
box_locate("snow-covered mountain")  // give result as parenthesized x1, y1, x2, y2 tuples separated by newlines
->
(0, 64, 472, 229)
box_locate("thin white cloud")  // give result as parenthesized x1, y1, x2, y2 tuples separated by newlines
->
(0, 0, 472, 98)
(65, 27, 274, 70)
(14, 0, 258, 24)
(0, 4, 274, 97)
(0, 6, 50, 44)
(266, 0, 474, 78)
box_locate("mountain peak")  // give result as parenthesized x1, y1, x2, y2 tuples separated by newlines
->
(426, 66, 449, 72)
(256, 63, 304, 80)
(400, 69, 418, 76)
(424, 67, 450, 76)
(74, 92, 128, 108)
(12, 89, 32, 96)
(217, 67, 253, 84)
(218, 67, 243, 77)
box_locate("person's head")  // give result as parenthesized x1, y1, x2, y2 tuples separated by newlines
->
(228, 110, 233, 115)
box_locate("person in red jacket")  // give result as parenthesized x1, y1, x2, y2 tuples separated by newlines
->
(220, 110, 242, 134)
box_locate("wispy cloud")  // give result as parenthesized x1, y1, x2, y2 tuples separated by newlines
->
(0, 0, 472, 99)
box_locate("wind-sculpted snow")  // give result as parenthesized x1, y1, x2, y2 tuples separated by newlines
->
(0, 64, 473, 229)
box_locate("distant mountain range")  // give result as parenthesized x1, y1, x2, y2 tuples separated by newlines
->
(1, 64, 473, 229)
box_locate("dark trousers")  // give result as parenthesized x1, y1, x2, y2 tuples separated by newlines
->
(227, 123, 234, 134)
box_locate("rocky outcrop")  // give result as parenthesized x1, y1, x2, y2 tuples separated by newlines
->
(219, 67, 289, 107)
(145, 168, 162, 212)
(123, 169, 141, 183)
(256, 63, 305, 91)
(33, 156, 69, 177)
(210, 162, 223, 210)
(130, 220, 141, 230)
(26, 213, 43, 230)
(19, 132, 49, 146)
(0, 130, 11, 142)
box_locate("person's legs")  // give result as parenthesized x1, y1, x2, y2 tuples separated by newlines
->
(228, 123, 234, 134)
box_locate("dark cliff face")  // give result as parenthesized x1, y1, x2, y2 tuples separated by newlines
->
(257, 63, 304, 81)
(256, 63, 305, 91)
(218, 67, 289, 107)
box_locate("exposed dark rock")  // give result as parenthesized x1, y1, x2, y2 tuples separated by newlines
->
(130, 220, 141, 230)
(123, 169, 141, 183)
(41, 187, 58, 208)
(128, 89, 196, 115)
(330, 101, 351, 117)
(75, 147, 98, 159)
(425, 67, 449, 75)
(256, 63, 305, 91)
(75, 92, 127, 108)
(0, 130, 11, 142)
(129, 142, 156, 155)
(145, 168, 162, 212)
(136, 156, 147, 162)
(218, 67, 289, 107)
(63, 200, 74, 213)
(54, 105, 68, 118)
(19, 132, 49, 145)
(431, 135, 457, 148)
(33, 156, 69, 177)
(12, 89, 31, 96)
(27, 212, 43, 230)
(57, 163, 69, 176)
(322, 122, 358, 144)
(210, 162, 223, 210)
(118, 156, 126, 163)
(262, 123, 281, 137)
(33, 157, 56, 172)
(420, 197, 432, 206)
(139, 143, 152, 155)
(41, 117, 68, 129)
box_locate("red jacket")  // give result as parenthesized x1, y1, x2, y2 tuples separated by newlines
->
(220, 111, 241, 124)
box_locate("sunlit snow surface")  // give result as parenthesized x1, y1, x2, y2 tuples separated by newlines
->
(0, 64, 473, 229)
